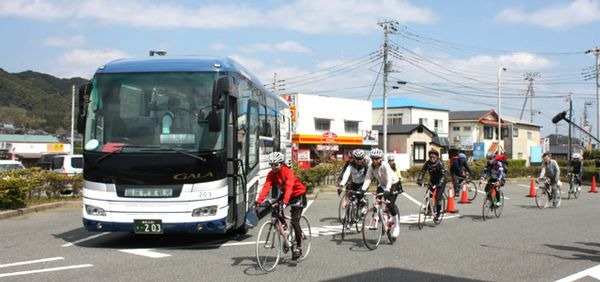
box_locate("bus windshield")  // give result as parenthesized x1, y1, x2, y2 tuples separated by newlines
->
(83, 72, 225, 153)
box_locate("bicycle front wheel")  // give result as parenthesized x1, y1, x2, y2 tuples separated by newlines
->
(338, 192, 348, 223)
(554, 187, 562, 208)
(295, 215, 312, 261)
(466, 181, 478, 201)
(256, 221, 282, 272)
(574, 183, 581, 199)
(361, 207, 383, 250)
(341, 202, 352, 240)
(482, 194, 493, 220)
(535, 188, 548, 209)
(494, 190, 504, 217)
(417, 195, 430, 230)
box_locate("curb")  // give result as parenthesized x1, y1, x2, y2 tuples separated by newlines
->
(0, 201, 81, 220)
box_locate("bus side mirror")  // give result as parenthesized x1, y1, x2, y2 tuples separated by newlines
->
(207, 109, 221, 132)
(212, 77, 232, 110)
(77, 82, 92, 134)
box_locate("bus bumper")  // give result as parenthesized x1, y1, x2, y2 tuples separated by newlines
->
(82, 217, 228, 234)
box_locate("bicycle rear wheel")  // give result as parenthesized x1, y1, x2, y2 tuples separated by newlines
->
(554, 187, 562, 208)
(535, 188, 548, 209)
(494, 190, 504, 217)
(361, 207, 383, 250)
(466, 181, 478, 201)
(434, 197, 445, 225)
(482, 194, 493, 220)
(294, 215, 312, 261)
(256, 221, 281, 272)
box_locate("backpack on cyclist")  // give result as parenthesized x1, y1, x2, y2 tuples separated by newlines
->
(494, 154, 508, 186)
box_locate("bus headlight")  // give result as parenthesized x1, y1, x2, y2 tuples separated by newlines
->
(85, 205, 106, 216)
(192, 205, 217, 217)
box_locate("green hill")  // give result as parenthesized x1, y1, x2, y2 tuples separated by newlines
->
(0, 68, 88, 133)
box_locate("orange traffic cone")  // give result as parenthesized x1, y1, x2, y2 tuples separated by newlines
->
(589, 176, 598, 193)
(459, 185, 471, 204)
(527, 178, 536, 197)
(446, 192, 458, 213)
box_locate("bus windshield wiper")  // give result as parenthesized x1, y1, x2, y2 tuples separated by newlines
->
(96, 144, 127, 164)
(138, 146, 207, 162)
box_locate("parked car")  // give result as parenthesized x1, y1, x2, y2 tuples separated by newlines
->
(37, 153, 67, 169)
(0, 160, 25, 171)
(51, 154, 83, 175)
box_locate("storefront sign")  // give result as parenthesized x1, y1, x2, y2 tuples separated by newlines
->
(316, 144, 339, 151)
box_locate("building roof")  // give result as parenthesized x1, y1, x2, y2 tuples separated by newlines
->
(372, 97, 448, 111)
(449, 110, 493, 121)
(501, 116, 542, 128)
(0, 134, 60, 143)
(373, 124, 435, 135)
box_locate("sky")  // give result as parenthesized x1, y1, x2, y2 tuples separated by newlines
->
(1, 0, 599, 140)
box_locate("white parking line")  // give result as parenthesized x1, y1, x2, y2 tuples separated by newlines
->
(0, 264, 93, 278)
(555, 264, 600, 281)
(119, 249, 172, 258)
(0, 257, 64, 268)
(62, 232, 110, 247)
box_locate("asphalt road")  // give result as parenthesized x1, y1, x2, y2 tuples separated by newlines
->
(1, 180, 600, 281)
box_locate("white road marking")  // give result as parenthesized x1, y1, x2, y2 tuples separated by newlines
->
(0, 264, 93, 278)
(119, 249, 172, 258)
(0, 257, 64, 268)
(555, 264, 600, 282)
(302, 199, 314, 216)
(402, 193, 422, 206)
(62, 232, 110, 247)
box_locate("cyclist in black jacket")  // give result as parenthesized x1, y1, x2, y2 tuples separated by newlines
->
(417, 149, 447, 221)
(569, 153, 584, 188)
(449, 152, 472, 197)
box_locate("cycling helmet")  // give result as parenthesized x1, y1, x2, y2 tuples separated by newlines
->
(572, 153, 581, 159)
(387, 155, 395, 161)
(268, 152, 285, 164)
(458, 153, 466, 160)
(352, 149, 365, 160)
(487, 152, 495, 160)
(428, 149, 439, 157)
(370, 148, 384, 159)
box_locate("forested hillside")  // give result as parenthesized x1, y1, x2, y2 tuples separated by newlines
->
(0, 68, 88, 134)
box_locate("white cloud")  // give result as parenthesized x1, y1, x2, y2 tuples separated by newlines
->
(210, 42, 228, 52)
(241, 41, 311, 54)
(496, 0, 600, 29)
(42, 35, 86, 47)
(52, 48, 129, 78)
(0, 0, 436, 34)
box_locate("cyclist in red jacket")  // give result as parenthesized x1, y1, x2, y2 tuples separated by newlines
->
(255, 151, 307, 260)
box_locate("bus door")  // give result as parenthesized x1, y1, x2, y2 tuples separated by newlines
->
(226, 94, 248, 232)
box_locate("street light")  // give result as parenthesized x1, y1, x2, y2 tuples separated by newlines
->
(497, 67, 507, 152)
(383, 80, 407, 154)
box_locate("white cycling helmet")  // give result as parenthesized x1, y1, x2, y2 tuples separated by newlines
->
(370, 148, 384, 159)
(572, 153, 581, 159)
(268, 152, 285, 164)
(387, 155, 395, 161)
(352, 149, 365, 160)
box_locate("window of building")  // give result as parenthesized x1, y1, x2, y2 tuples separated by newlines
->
(413, 142, 426, 162)
(419, 118, 428, 127)
(344, 120, 359, 134)
(388, 113, 403, 125)
(452, 126, 460, 131)
(463, 126, 471, 131)
(513, 127, 519, 137)
(314, 118, 331, 132)
(434, 119, 443, 132)
(484, 126, 494, 139)
(527, 131, 532, 140)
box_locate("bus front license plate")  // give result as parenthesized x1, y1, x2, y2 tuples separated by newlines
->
(134, 219, 163, 234)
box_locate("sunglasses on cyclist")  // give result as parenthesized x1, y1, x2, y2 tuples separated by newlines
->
(270, 163, 281, 168)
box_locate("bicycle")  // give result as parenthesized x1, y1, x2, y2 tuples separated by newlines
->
(481, 180, 504, 220)
(361, 191, 399, 250)
(567, 172, 582, 200)
(255, 199, 312, 272)
(445, 175, 478, 201)
(535, 177, 562, 209)
(341, 190, 368, 240)
(417, 183, 446, 229)
(337, 185, 351, 223)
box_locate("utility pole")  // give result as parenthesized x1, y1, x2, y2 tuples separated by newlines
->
(568, 93, 573, 163)
(585, 47, 600, 147)
(377, 20, 398, 154)
(71, 85, 75, 155)
(584, 101, 593, 150)
(521, 72, 540, 122)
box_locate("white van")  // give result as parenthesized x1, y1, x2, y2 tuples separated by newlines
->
(0, 160, 25, 171)
(51, 154, 83, 175)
